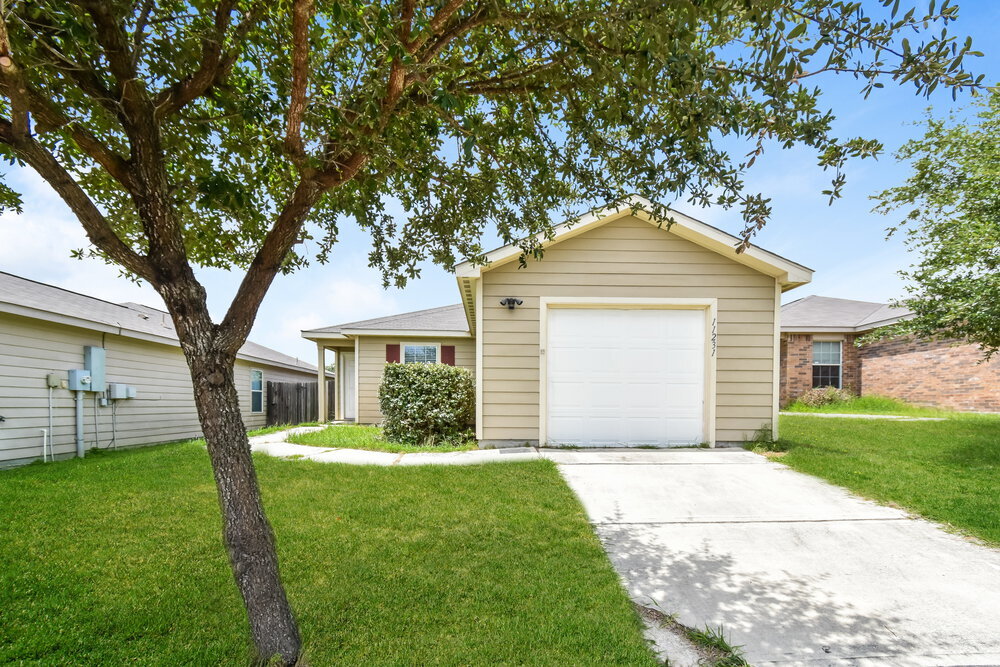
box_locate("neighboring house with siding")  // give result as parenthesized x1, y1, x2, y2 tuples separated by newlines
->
(779, 295, 1000, 412)
(0, 271, 316, 467)
(303, 198, 813, 447)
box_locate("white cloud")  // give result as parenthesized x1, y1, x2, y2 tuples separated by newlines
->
(0, 170, 163, 308)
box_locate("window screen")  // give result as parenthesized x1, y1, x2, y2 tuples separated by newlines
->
(811, 341, 842, 388)
(403, 344, 438, 364)
(251, 370, 264, 413)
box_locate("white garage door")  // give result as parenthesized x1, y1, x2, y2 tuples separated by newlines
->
(546, 308, 706, 447)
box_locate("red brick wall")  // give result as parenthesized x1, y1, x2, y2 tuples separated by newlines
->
(841, 335, 861, 394)
(779, 334, 862, 407)
(780, 334, 813, 406)
(859, 338, 1000, 412)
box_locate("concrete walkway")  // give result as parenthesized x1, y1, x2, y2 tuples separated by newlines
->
(550, 448, 1000, 666)
(249, 427, 540, 466)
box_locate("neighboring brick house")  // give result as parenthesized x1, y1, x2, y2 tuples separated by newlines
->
(779, 295, 1000, 412)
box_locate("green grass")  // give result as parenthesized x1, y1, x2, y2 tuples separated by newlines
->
(287, 424, 478, 453)
(0, 441, 654, 665)
(774, 413, 1000, 545)
(782, 394, 959, 417)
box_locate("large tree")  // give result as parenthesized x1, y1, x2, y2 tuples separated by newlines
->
(0, 0, 980, 662)
(871, 89, 999, 358)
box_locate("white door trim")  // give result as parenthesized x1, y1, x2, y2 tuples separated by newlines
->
(538, 297, 718, 447)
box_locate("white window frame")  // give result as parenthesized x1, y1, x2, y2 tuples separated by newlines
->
(811, 340, 843, 389)
(401, 342, 441, 364)
(250, 369, 264, 413)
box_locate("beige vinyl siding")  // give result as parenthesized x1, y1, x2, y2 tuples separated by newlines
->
(480, 215, 777, 443)
(355, 335, 475, 424)
(0, 313, 314, 466)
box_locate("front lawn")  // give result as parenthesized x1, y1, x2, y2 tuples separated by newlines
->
(775, 413, 1000, 545)
(287, 423, 478, 453)
(782, 394, 957, 417)
(0, 442, 654, 664)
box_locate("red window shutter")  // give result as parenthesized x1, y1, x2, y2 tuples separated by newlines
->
(386, 344, 400, 363)
(441, 345, 456, 366)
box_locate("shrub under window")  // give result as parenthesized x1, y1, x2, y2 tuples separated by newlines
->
(379, 363, 475, 445)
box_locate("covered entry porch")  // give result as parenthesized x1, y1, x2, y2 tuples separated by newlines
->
(303, 333, 356, 423)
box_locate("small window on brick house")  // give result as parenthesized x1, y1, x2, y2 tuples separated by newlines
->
(812, 341, 842, 388)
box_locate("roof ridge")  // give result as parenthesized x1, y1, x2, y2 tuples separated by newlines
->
(314, 302, 464, 331)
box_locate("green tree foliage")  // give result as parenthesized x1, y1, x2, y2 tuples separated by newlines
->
(0, 1, 982, 663)
(871, 90, 1000, 358)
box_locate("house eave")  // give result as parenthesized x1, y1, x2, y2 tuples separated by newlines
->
(2, 300, 315, 374)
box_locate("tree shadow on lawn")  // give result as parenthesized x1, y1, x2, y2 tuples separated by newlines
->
(595, 516, 920, 664)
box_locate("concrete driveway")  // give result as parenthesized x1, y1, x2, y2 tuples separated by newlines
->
(547, 448, 1000, 666)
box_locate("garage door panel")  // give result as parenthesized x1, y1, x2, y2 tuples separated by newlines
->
(546, 307, 706, 447)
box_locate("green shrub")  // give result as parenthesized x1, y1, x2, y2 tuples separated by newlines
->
(378, 363, 475, 445)
(795, 386, 856, 407)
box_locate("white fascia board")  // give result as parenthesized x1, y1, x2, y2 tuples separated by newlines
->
(301, 331, 351, 342)
(338, 328, 471, 338)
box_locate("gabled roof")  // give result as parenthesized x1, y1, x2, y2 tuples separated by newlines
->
(781, 295, 913, 333)
(454, 196, 813, 287)
(0, 271, 315, 373)
(302, 303, 470, 339)
(452, 197, 813, 331)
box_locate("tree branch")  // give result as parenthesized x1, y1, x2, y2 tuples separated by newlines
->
(216, 179, 322, 353)
(72, 0, 146, 117)
(153, 0, 247, 120)
(283, 0, 314, 167)
(0, 5, 30, 139)
(0, 119, 152, 279)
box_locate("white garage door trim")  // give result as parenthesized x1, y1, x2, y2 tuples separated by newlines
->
(539, 297, 718, 447)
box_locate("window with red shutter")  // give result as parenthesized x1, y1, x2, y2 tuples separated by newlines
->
(385, 344, 400, 363)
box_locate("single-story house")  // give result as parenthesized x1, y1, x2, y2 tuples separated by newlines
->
(303, 199, 813, 447)
(0, 271, 316, 467)
(779, 295, 1000, 412)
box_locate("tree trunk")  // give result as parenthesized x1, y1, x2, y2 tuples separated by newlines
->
(190, 351, 302, 665)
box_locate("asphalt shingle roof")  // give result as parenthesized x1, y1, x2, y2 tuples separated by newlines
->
(781, 295, 912, 332)
(0, 271, 315, 372)
(303, 303, 469, 335)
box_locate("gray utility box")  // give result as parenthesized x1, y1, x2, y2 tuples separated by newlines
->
(67, 369, 92, 391)
(108, 383, 138, 400)
(83, 346, 107, 393)
(108, 383, 129, 400)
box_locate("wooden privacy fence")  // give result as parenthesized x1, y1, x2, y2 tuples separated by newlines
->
(266, 380, 335, 426)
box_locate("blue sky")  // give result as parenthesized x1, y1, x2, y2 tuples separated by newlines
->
(1, 2, 998, 364)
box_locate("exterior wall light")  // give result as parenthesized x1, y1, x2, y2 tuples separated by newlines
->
(499, 297, 523, 310)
